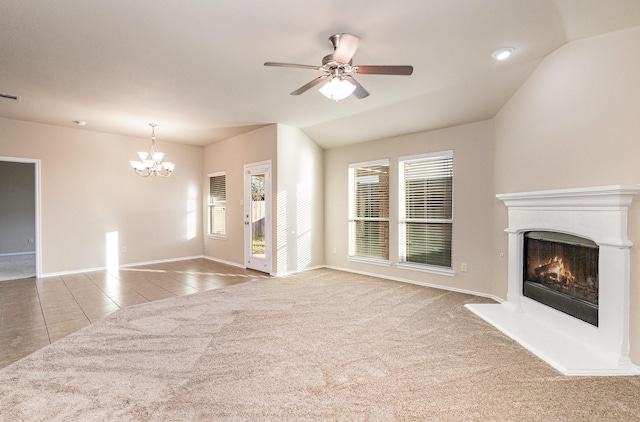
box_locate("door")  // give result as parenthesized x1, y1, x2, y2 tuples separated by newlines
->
(244, 161, 272, 273)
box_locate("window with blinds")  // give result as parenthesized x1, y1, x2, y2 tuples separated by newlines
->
(399, 151, 453, 269)
(208, 172, 226, 237)
(348, 160, 390, 262)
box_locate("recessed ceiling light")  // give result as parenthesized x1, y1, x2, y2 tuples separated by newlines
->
(73, 120, 87, 126)
(491, 47, 515, 61)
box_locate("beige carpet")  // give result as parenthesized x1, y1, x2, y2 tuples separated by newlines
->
(1, 268, 639, 421)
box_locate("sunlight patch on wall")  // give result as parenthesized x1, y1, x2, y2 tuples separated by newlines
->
(106, 231, 119, 274)
(276, 190, 287, 274)
(296, 182, 312, 269)
(186, 185, 197, 240)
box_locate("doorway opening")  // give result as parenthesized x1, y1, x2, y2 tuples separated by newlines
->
(0, 157, 41, 281)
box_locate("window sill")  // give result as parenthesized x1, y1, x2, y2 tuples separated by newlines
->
(348, 256, 391, 267)
(397, 262, 454, 276)
(207, 234, 227, 240)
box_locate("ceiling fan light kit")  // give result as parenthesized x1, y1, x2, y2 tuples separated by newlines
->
(319, 76, 357, 101)
(265, 33, 413, 101)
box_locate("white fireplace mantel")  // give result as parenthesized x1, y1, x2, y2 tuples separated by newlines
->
(467, 185, 640, 376)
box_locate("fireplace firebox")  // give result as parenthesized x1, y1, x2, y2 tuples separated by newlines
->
(523, 231, 599, 326)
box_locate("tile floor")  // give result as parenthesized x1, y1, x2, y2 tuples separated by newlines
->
(0, 258, 268, 369)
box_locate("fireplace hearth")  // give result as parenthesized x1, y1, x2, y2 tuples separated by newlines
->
(466, 185, 640, 376)
(523, 231, 598, 326)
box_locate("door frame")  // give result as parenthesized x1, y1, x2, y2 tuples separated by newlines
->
(243, 160, 272, 274)
(0, 156, 42, 278)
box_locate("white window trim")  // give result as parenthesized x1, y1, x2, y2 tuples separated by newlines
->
(208, 171, 227, 239)
(348, 256, 391, 267)
(348, 159, 390, 262)
(397, 150, 454, 273)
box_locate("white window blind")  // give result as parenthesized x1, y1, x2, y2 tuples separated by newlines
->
(399, 152, 453, 268)
(208, 172, 226, 236)
(349, 160, 389, 261)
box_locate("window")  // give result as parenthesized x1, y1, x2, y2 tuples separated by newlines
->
(348, 160, 390, 263)
(399, 151, 453, 271)
(208, 172, 226, 237)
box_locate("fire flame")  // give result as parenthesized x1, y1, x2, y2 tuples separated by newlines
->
(542, 256, 575, 284)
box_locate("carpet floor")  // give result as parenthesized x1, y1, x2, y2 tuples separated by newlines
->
(1, 268, 639, 421)
(0, 253, 35, 282)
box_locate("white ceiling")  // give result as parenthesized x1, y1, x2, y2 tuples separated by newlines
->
(1, 0, 639, 149)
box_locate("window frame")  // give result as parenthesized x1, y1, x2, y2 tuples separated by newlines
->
(398, 151, 454, 276)
(207, 171, 227, 239)
(348, 159, 391, 266)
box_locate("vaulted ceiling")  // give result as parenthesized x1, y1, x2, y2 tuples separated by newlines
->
(1, 1, 639, 149)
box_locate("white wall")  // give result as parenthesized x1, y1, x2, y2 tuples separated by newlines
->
(0, 118, 204, 274)
(493, 26, 640, 363)
(324, 120, 495, 295)
(276, 124, 324, 274)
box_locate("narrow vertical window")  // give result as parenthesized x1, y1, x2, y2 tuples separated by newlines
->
(399, 151, 453, 270)
(208, 172, 226, 237)
(348, 160, 390, 263)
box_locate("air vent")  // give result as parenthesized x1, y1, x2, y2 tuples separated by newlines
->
(0, 92, 20, 101)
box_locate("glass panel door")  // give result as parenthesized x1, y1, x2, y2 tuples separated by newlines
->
(250, 173, 266, 259)
(244, 161, 271, 273)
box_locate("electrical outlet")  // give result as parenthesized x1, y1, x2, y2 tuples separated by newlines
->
(121, 246, 127, 253)
(461, 263, 468, 272)
(28, 237, 34, 243)
(333, 247, 337, 254)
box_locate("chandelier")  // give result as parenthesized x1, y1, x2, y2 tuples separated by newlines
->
(129, 123, 175, 177)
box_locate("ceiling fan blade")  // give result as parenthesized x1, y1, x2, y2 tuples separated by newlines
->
(354, 65, 414, 75)
(345, 76, 369, 99)
(290, 75, 329, 95)
(333, 33, 361, 64)
(264, 62, 321, 70)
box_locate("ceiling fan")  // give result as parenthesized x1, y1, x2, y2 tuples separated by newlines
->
(264, 33, 413, 101)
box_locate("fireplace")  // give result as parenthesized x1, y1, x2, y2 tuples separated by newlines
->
(466, 185, 640, 376)
(523, 231, 598, 326)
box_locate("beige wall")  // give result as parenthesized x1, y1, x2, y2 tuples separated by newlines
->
(276, 124, 325, 274)
(0, 118, 204, 274)
(202, 125, 278, 268)
(202, 123, 325, 275)
(324, 120, 495, 295)
(493, 27, 640, 363)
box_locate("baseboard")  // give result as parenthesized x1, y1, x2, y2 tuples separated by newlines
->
(202, 255, 245, 269)
(39, 256, 503, 304)
(201, 257, 328, 276)
(43, 265, 108, 278)
(42, 255, 206, 278)
(323, 265, 503, 303)
(272, 264, 325, 277)
(119, 255, 205, 268)
(0, 251, 36, 257)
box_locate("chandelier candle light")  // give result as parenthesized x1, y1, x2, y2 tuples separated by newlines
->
(130, 123, 175, 177)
